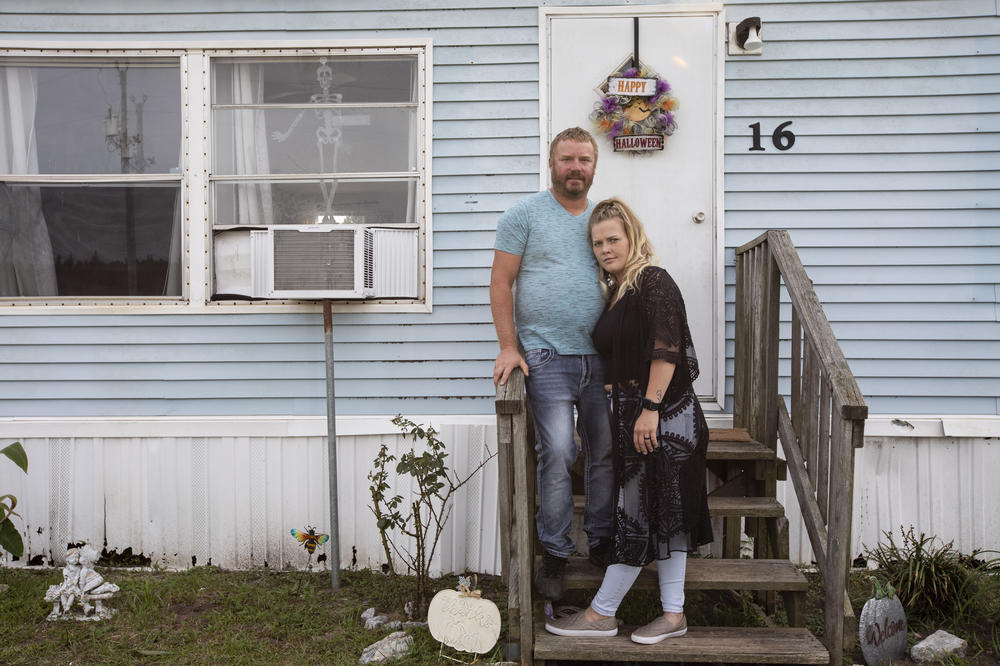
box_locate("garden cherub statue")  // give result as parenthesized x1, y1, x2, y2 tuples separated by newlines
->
(44, 544, 119, 620)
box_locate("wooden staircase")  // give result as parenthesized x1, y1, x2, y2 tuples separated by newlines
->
(495, 230, 867, 665)
(532, 427, 828, 664)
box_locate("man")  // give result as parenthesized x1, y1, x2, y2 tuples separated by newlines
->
(490, 127, 614, 601)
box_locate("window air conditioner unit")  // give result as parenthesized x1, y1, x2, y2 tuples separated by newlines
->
(213, 225, 419, 300)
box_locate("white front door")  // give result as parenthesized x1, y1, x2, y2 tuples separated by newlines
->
(544, 6, 724, 406)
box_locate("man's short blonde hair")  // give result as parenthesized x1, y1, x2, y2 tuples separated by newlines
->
(549, 127, 599, 162)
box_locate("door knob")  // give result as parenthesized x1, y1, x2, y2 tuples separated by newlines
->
(692, 212, 706, 223)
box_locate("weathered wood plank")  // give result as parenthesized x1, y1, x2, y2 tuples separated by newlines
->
(791, 308, 802, 446)
(804, 338, 820, 488)
(709, 427, 752, 442)
(496, 413, 512, 587)
(708, 496, 785, 518)
(824, 403, 854, 666)
(722, 461, 744, 559)
(534, 625, 829, 664)
(495, 367, 525, 415)
(817, 375, 832, 522)
(752, 244, 766, 440)
(764, 252, 781, 454)
(777, 399, 828, 569)
(733, 252, 747, 429)
(707, 440, 775, 461)
(511, 396, 534, 665)
(559, 557, 808, 592)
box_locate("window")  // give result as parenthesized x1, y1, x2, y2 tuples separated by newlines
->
(211, 55, 420, 228)
(0, 45, 430, 309)
(0, 56, 183, 299)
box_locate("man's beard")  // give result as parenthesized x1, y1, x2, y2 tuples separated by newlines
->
(554, 171, 590, 196)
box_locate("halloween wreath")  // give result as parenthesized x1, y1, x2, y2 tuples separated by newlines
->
(590, 64, 678, 151)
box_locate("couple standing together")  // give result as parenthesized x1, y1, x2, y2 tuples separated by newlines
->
(490, 127, 713, 644)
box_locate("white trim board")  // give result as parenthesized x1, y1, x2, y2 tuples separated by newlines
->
(0, 412, 739, 439)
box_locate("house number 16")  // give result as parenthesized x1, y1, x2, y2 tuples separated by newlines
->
(749, 121, 795, 151)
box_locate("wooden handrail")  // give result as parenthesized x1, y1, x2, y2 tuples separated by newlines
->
(735, 230, 868, 666)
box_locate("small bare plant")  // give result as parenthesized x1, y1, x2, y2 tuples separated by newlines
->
(368, 416, 495, 613)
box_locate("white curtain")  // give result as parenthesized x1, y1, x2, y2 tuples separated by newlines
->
(232, 64, 272, 226)
(162, 177, 183, 296)
(0, 67, 57, 296)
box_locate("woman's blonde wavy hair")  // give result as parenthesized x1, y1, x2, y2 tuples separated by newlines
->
(588, 197, 657, 304)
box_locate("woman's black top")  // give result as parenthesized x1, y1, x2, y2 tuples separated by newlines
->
(592, 265, 699, 400)
(591, 265, 713, 565)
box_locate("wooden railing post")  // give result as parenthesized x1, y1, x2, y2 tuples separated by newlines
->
(495, 369, 535, 665)
(733, 250, 747, 428)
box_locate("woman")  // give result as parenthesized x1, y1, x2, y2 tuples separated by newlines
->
(544, 197, 713, 644)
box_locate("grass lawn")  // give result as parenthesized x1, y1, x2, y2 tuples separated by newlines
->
(0, 566, 509, 665)
(3, 564, 998, 665)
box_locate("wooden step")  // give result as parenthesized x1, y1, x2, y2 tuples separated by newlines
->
(709, 428, 754, 442)
(707, 439, 776, 461)
(708, 428, 776, 461)
(573, 495, 785, 519)
(708, 496, 785, 518)
(533, 623, 829, 664)
(555, 557, 808, 592)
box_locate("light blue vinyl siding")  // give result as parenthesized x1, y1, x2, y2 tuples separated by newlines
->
(722, 0, 1000, 416)
(0, 0, 998, 417)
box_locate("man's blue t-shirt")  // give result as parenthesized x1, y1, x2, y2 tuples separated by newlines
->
(494, 190, 605, 355)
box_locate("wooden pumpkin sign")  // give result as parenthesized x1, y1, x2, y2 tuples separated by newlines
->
(427, 580, 501, 655)
(858, 578, 907, 666)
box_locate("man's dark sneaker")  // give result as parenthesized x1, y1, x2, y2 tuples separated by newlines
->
(534, 551, 568, 601)
(588, 538, 613, 569)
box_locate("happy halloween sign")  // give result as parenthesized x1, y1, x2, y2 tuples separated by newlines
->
(608, 77, 657, 96)
(613, 134, 664, 151)
(591, 60, 678, 154)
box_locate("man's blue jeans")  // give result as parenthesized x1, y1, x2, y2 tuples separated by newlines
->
(524, 349, 614, 558)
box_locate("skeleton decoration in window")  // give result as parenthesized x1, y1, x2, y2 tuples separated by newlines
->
(271, 58, 343, 224)
(44, 544, 120, 621)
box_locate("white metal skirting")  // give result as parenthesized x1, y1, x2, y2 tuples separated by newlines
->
(779, 435, 1000, 565)
(3, 426, 997, 572)
(0, 423, 502, 576)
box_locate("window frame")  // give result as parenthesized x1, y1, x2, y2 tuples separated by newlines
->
(0, 48, 189, 308)
(0, 41, 433, 314)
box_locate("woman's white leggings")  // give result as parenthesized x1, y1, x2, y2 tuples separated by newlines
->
(590, 551, 687, 616)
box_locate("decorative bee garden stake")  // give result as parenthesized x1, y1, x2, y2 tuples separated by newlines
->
(290, 526, 330, 570)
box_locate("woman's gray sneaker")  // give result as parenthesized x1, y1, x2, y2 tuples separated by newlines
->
(544, 609, 618, 637)
(630, 613, 687, 644)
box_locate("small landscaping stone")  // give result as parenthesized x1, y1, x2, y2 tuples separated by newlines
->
(361, 607, 376, 621)
(364, 614, 390, 629)
(359, 631, 413, 663)
(910, 629, 967, 662)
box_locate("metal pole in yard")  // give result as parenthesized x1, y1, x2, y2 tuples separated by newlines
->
(323, 299, 341, 590)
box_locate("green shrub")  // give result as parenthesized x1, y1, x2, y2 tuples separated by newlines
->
(865, 526, 1000, 630)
